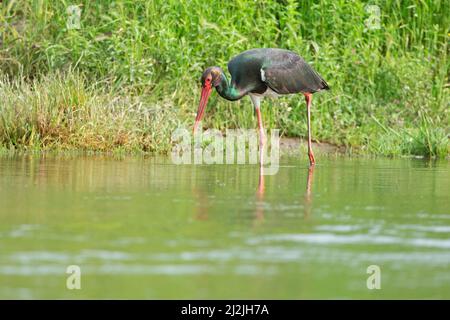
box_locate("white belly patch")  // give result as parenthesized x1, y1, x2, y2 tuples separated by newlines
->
(260, 68, 266, 81)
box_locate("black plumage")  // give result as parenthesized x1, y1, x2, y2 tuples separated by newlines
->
(227, 48, 329, 96)
(194, 48, 329, 166)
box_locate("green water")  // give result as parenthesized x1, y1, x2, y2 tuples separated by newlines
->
(0, 155, 449, 299)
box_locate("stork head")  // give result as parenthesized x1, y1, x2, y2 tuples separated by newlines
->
(200, 66, 222, 88)
(194, 67, 223, 133)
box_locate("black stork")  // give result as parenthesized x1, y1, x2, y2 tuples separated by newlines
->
(193, 48, 329, 166)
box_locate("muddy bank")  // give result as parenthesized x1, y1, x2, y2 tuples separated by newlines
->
(280, 137, 346, 155)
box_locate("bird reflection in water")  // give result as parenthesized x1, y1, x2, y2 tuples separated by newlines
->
(254, 164, 315, 224)
(304, 165, 315, 219)
(192, 163, 315, 223)
(254, 166, 265, 224)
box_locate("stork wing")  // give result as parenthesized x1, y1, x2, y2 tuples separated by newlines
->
(261, 53, 329, 94)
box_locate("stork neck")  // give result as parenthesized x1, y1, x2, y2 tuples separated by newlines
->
(216, 72, 245, 101)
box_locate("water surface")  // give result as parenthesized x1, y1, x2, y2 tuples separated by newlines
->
(0, 155, 449, 298)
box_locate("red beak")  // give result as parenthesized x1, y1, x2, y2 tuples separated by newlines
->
(193, 84, 212, 133)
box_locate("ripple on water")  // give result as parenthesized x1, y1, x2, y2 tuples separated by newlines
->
(245, 233, 450, 249)
(396, 225, 450, 233)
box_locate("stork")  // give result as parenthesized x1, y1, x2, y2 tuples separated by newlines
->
(193, 48, 329, 166)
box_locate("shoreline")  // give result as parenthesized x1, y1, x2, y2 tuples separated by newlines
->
(1, 137, 446, 160)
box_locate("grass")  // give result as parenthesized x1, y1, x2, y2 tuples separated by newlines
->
(0, 0, 448, 157)
(0, 72, 181, 152)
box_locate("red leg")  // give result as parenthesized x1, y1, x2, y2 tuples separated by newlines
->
(255, 106, 265, 165)
(304, 93, 315, 166)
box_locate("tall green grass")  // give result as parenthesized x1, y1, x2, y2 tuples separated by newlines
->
(0, 72, 180, 152)
(0, 0, 448, 157)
